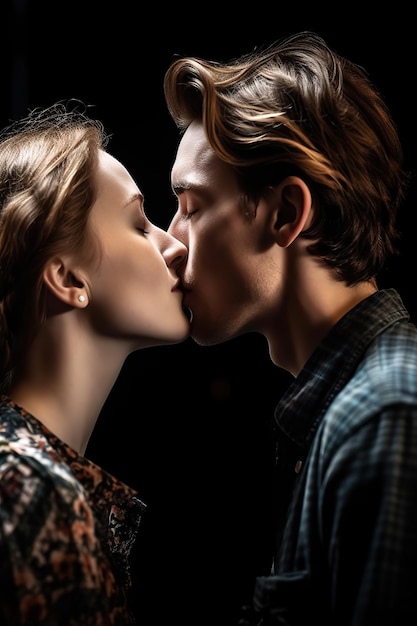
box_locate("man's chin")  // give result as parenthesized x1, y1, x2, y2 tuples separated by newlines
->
(190, 323, 236, 348)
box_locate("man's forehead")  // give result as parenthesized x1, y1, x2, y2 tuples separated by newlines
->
(172, 120, 240, 194)
(177, 122, 214, 162)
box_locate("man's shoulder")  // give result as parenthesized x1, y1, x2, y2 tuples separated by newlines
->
(320, 322, 417, 443)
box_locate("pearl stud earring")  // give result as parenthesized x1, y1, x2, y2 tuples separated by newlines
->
(78, 295, 85, 303)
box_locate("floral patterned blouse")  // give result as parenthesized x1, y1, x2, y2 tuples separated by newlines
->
(0, 395, 146, 625)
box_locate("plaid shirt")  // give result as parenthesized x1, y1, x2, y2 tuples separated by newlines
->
(254, 289, 417, 626)
(0, 397, 146, 625)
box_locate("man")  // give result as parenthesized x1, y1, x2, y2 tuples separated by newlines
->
(163, 31, 417, 625)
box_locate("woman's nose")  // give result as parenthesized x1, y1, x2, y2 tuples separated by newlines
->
(155, 226, 188, 268)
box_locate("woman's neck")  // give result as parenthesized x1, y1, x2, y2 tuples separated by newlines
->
(8, 317, 129, 454)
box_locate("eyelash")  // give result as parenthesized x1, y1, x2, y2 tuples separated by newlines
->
(175, 196, 197, 219)
(137, 227, 149, 235)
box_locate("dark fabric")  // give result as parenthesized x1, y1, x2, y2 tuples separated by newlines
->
(254, 289, 417, 625)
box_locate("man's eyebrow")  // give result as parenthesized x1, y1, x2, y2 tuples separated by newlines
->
(172, 183, 190, 194)
(172, 182, 206, 195)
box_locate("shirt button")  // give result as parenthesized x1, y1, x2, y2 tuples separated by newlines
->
(295, 460, 303, 473)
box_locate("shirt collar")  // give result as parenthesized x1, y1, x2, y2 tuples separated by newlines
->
(273, 289, 410, 453)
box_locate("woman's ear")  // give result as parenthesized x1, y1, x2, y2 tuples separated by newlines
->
(270, 176, 312, 248)
(43, 258, 88, 308)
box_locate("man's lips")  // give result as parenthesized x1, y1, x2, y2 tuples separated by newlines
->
(180, 289, 193, 321)
(182, 305, 193, 321)
(176, 281, 192, 320)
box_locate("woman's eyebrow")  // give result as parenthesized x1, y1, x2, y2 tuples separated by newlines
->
(124, 192, 144, 208)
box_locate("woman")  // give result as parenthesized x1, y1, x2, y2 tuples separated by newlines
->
(0, 101, 189, 625)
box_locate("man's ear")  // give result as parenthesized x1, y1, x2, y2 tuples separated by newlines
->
(43, 257, 88, 308)
(270, 176, 312, 248)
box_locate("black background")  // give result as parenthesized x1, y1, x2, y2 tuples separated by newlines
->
(2, 3, 416, 624)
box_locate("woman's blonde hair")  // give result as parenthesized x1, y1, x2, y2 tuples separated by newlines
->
(0, 100, 109, 383)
